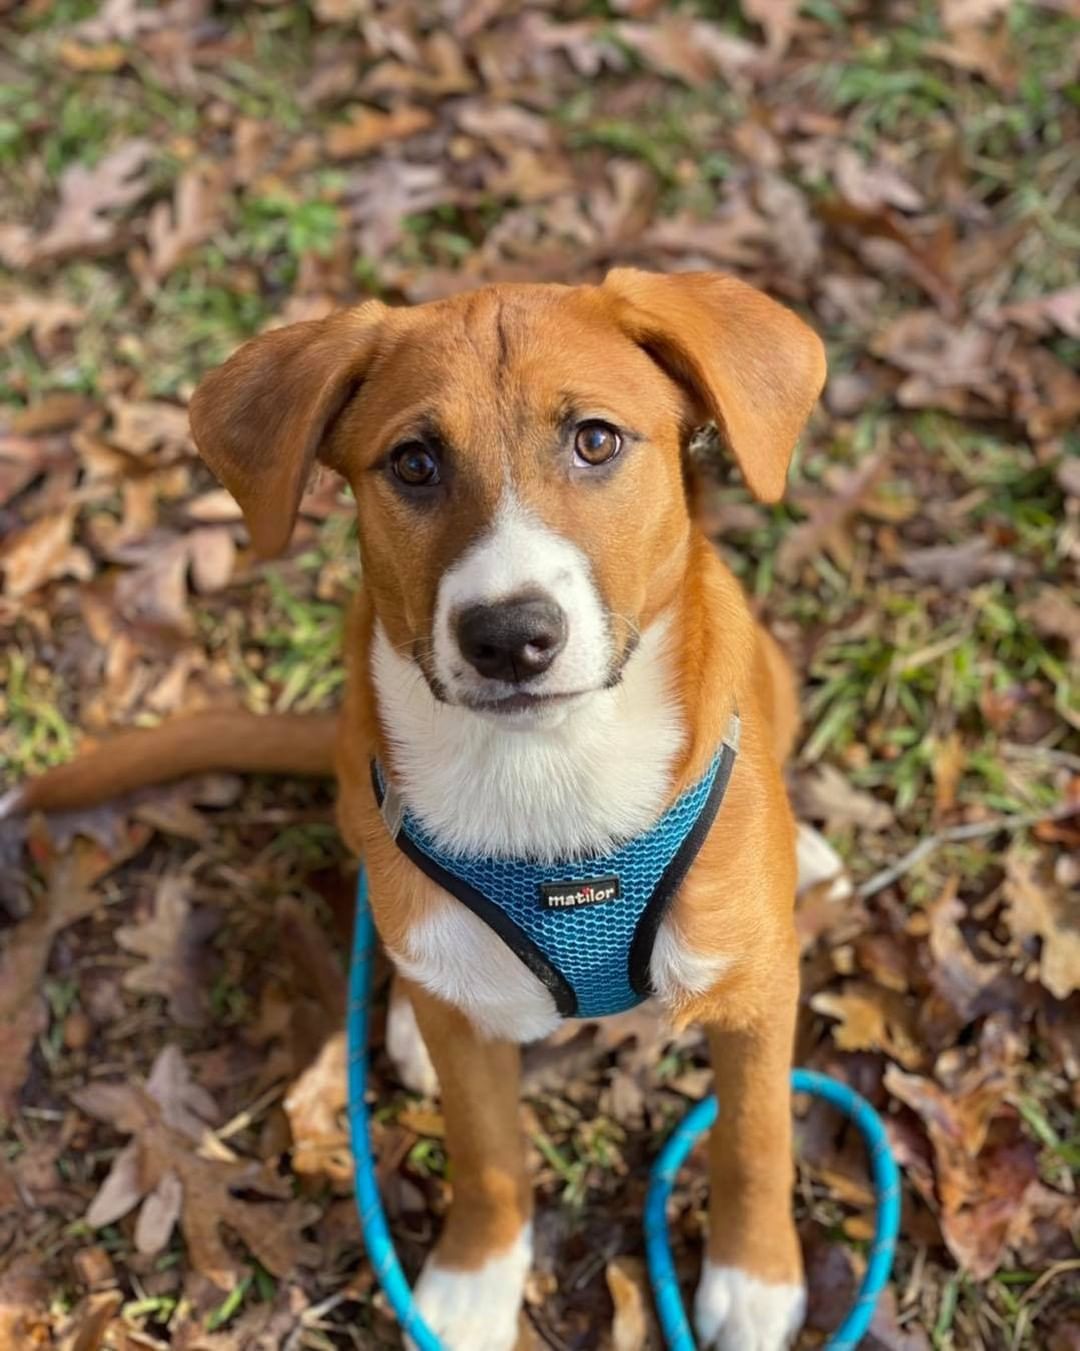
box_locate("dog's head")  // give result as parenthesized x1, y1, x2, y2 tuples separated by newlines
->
(190, 270, 824, 725)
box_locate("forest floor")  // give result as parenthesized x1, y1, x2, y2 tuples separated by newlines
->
(1, 1, 1078, 1348)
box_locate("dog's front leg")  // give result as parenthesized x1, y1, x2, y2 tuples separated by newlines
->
(405, 980, 532, 1351)
(695, 963, 804, 1351)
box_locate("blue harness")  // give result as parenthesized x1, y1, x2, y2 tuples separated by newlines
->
(371, 716, 740, 1019)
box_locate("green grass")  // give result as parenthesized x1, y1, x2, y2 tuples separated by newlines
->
(0, 650, 77, 779)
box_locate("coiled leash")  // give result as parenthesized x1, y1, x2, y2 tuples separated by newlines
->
(347, 869, 901, 1351)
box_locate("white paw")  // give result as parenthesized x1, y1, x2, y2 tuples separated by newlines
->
(386, 985, 439, 1097)
(694, 1264, 805, 1351)
(795, 823, 851, 901)
(408, 1225, 531, 1351)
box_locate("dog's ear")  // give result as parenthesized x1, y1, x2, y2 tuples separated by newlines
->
(188, 302, 387, 557)
(601, 269, 826, 502)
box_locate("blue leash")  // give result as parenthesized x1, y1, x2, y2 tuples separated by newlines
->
(347, 868, 901, 1350)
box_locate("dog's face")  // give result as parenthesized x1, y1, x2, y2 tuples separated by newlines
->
(190, 271, 824, 725)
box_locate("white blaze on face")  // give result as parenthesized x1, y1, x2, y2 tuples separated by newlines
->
(432, 494, 612, 704)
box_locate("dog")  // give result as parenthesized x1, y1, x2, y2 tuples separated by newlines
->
(10, 269, 827, 1351)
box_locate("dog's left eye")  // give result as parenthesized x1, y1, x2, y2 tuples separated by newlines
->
(390, 442, 440, 487)
(573, 421, 621, 467)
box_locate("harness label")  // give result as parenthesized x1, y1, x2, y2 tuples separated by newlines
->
(539, 876, 622, 910)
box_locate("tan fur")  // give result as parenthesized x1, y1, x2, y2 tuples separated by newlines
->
(5, 711, 336, 818)
(15, 271, 823, 1323)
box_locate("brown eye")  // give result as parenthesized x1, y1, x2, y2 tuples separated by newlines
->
(574, 421, 621, 466)
(391, 442, 440, 487)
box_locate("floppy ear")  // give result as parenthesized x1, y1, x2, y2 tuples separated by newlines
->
(601, 269, 826, 502)
(188, 302, 386, 557)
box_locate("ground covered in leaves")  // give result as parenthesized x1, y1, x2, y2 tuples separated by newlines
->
(1, 1, 1079, 1348)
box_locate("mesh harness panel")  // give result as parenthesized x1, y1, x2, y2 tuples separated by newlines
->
(372, 717, 739, 1019)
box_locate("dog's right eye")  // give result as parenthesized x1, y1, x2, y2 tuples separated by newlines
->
(390, 442, 440, 487)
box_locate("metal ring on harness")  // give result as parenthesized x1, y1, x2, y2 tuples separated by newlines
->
(348, 867, 901, 1351)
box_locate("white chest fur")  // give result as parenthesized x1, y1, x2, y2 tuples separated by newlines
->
(371, 616, 726, 1040)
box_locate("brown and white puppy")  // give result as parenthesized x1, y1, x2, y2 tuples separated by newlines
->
(12, 271, 826, 1351)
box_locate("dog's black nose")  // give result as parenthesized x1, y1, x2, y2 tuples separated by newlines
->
(456, 595, 567, 683)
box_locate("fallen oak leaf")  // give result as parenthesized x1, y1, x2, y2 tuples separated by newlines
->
(0, 139, 154, 269)
(931, 733, 966, 819)
(58, 39, 129, 72)
(325, 104, 434, 159)
(0, 1256, 51, 1347)
(0, 823, 149, 1114)
(884, 1064, 1043, 1279)
(0, 293, 85, 353)
(144, 164, 230, 282)
(899, 537, 1031, 591)
(1020, 587, 1080, 664)
(740, 0, 800, 58)
(54, 1289, 123, 1351)
(777, 448, 891, 577)
(115, 875, 220, 1027)
(606, 1255, 662, 1350)
(283, 1030, 353, 1186)
(0, 507, 93, 599)
(616, 16, 757, 85)
(811, 982, 924, 1068)
(924, 877, 1002, 1022)
(1003, 847, 1080, 1001)
(74, 1045, 319, 1288)
(795, 763, 893, 833)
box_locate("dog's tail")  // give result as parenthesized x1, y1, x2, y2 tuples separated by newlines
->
(0, 709, 338, 820)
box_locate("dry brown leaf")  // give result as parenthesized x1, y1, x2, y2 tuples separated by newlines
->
(55, 1290, 123, 1351)
(617, 16, 756, 84)
(346, 159, 467, 263)
(0, 140, 153, 268)
(757, 172, 823, 278)
(75, 1045, 319, 1288)
(870, 311, 999, 412)
(900, 537, 1031, 590)
(832, 146, 924, 213)
(926, 25, 1017, 91)
(0, 293, 85, 353)
(185, 489, 243, 523)
(283, 1030, 352, 1184)
(112, 533, 196, 635)
(994, 282, 1080, 337)
(796, 764, 893, 832)
(0, 826, 147, 1114)
(777, 449, 891, 577)
(606, 1256, 661, 1350)
(0, 508, 93, 599)
(1021, 587, 1080, 663)
(145, 165, 230, 281)
(0, 434, 51, 508)
(811, 982, 923, 1068)
(884, 1063, 1044, 1278)
(58, 39, 128, 72)
(942, 0, 1012, 31)
(925, 878, 1001, 1021)
(740, 0, 800, 57)
(325, 104, 434, 159)
(931, 733, 966, 818)
(115, 876, 220, 1027)
(187, 526, 236, 594)
(1003, 848, 1080, 1000)
(0, 1256, 51, 1347)
(106, 398, 193, 460)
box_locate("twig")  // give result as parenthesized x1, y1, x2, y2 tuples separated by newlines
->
(1001, 742, 1080, 774)
(856, 802, 1079, 899)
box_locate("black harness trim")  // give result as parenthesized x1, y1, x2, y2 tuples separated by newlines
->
(626, 739, 737, 997)
(370, 763, 578, 1017)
